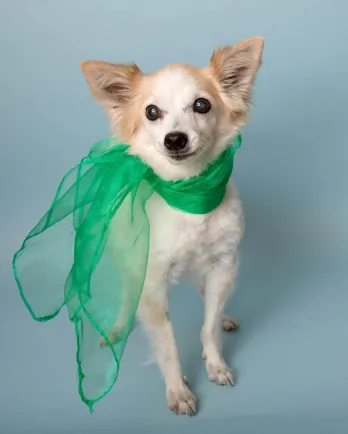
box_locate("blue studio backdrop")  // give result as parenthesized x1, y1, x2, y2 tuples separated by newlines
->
(1, 1, 347, 433)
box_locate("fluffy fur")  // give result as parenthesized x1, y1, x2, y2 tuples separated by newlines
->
(81, 36, 264, 416)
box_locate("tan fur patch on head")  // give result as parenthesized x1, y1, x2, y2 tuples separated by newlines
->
(109, 77, 149, 141)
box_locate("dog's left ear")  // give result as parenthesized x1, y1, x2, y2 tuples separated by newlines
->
(209, 37, 264, 114)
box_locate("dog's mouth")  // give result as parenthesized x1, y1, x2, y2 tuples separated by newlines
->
(155, 140, 205, 163)
(168, 151, 198, 161)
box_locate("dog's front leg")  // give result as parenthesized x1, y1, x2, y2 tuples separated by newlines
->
(201, 259, 238, 386)
(138, 283, 196, 416)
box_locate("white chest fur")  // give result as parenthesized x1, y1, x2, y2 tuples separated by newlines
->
(146, 182, 244, 286)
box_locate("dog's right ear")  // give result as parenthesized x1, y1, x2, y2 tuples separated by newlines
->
(208, 37, 264, 122)
(80, 61, 142, 108)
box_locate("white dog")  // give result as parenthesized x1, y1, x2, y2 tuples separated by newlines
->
(81, 36, 264, 416)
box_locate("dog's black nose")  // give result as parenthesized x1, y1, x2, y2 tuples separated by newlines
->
(164, 132, 188, 151)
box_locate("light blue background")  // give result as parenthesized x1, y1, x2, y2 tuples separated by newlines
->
(1, 1, 347, 433)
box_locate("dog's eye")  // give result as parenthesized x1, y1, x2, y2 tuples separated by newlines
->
(193, 98, 211, 114)
(145, 105, 161, 121)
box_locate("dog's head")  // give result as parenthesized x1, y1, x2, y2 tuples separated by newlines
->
(81, 37, 264, 180)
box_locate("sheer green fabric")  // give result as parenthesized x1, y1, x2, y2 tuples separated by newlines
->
(13, 134, 241, 411)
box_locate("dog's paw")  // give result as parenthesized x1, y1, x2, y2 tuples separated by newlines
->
(222, 316, 239, 331)
(167, 382, 197, 416)
(207, 362, 235, 386)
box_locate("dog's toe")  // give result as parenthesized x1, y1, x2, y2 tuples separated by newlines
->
(222, 316, 239, 331)
(207, 363, 235, 386)
(167, 384, 197, 416)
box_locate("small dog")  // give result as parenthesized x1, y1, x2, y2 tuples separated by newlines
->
(81, 36, 264, 416)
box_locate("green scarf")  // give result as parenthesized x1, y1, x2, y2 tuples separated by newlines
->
(13, 134, 241, 411)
